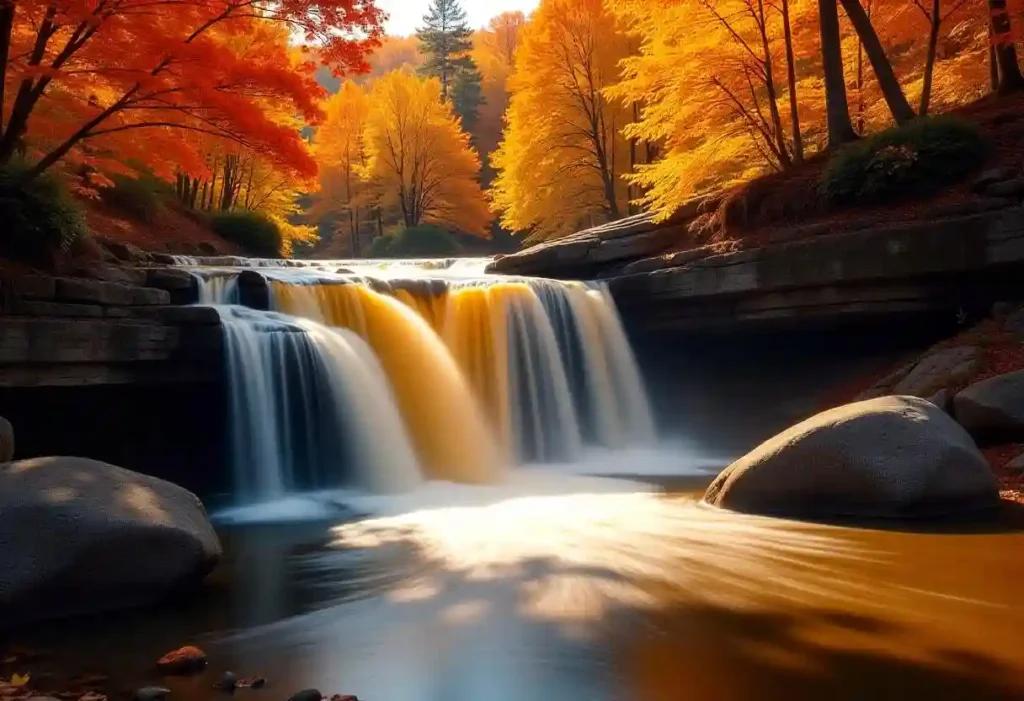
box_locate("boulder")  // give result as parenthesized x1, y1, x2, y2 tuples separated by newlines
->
(953, 370, 1024, 442)
(1007, 452, 1024, 472)
(704, 396, 999, 519)
(0, 416, 12, 462)
(0, 457, 221, 623)
(103, 241, 151, 264)
(891, 346, 979, 397)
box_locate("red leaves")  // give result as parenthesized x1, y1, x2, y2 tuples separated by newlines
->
(8, 0, 385, 179)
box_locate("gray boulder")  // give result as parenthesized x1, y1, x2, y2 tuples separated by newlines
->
(0, 416, 12, 462)
(953, 370, 1024, 441)
(0, 457, 221, 623)
(892, 346, 978, 397)
(704, 396, 999, 519)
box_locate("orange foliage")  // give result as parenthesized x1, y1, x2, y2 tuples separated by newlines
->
(0, 0, 385, 182)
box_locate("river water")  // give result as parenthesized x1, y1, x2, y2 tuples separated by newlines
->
(18, 474, 1024, 701)
(13, 258, 1024, 699)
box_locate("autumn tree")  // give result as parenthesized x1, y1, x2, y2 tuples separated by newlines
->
(988, 0, 1024, 92)
(491, 0, 634, 241)
(472, 12, 526, 183)
(313, 81, 372, 256)
(362, 70, 491, 236)
(608, 0, 825, 216)
(0, 0, 384, 184)
(416, 0, 484, 130)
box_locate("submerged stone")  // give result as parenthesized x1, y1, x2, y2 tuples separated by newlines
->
(704, 396, 999, 519)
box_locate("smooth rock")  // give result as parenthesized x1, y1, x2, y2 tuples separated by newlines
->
(954, 370, 1024, 441)
(987, 177, 1024, 199)
(927, 389, 950, 412)
(972, 167, 1018, 193)
(0, 416, 12, 462)
(0, 458, 221, 624)
(104, 241, 150, 264)
(892, 346, 979, 397)
(1007, 452, 1024, 471)
(704, 396, 999, 519)
(134, 687, 171, 701)
(145, 268, 195, 292)
(74, 263, 148, 287)
(288, 689, 322, 701)
(214, 672, 237, 692)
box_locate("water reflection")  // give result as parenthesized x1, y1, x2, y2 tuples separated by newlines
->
(15, 488, 1024, 701)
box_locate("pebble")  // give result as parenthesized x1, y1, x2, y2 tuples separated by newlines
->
(214, 672, 237, 692)
(287, 690, 322, 701)
(134, 687, 171, 701)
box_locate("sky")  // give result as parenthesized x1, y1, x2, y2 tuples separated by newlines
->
(377, 0, 540, 36)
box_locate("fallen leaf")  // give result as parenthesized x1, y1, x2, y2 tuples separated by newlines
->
(79, 692, 107, 701)
(155, 646, 206, 675)
(236, 678, 266, 690)
(10, 675, 28, 687)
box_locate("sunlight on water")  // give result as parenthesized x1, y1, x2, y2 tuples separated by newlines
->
(333, 491, 872, 622)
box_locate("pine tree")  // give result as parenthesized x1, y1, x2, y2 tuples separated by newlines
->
(416, 0, 484, 129)
(452, 67, 485, 134)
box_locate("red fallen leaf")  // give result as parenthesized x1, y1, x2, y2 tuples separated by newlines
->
(236, 678, 266, 690)
(156, 646, 207, 675)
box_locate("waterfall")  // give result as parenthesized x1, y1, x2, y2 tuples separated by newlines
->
(271, 282, 507, 484)
(194, 271, 240, 304)
(188, 256, 656, 502)
(265, 272, 654, 464)
(216, 305, 422, 502)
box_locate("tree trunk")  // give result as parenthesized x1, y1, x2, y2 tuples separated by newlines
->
(757, 0, 792, 168)
(989, 0, 1024, 93)
(988, 25, 1000, 91)
(189, 177, 200, 208)
(919, 0, 941, 116)
(818, 0, 858, 146)
(781, 0, 803, 163)
(628, 102, 639, 215)
(0, 1, 16, 138)
(839, 0, 915, 124)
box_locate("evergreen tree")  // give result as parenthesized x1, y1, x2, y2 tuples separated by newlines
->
(452, 67, 484, 134)
(416, 0, 484, 130)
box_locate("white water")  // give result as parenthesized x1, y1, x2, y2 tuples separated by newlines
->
(180, 256, 666, 516)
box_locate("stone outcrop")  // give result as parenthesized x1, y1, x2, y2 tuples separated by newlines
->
(856, 347, 979, 400)
(609, 206, 1024, 331)
(704, 396, 999, 519)
(0, 273, 220, 387)
(487, 195, 722, 279)
(953, 370, 1024, 442)
(0, 456, 221, 624)
(0, 416, 12, 462)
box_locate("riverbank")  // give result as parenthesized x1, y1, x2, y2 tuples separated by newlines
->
(819, 306, 1024, 503)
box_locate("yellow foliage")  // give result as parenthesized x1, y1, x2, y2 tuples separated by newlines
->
(362, 70, 492, 237)
(489, 0, 635, 242)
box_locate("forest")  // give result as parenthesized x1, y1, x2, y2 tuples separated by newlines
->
(1, 0, 1023, 259)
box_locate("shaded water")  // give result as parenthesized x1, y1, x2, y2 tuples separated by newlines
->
(18, 477, 1024, 700)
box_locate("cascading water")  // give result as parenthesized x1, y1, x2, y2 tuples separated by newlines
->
(216, 305, 422, 501)
(180, 257, 657, 504)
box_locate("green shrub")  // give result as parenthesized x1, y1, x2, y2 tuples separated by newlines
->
(365, 224, 460, 258)
(102, 173, 166, 222)
(819, 115, 988, 205)
(209, 210, 282, 257)
(0, 160, 89, 264)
